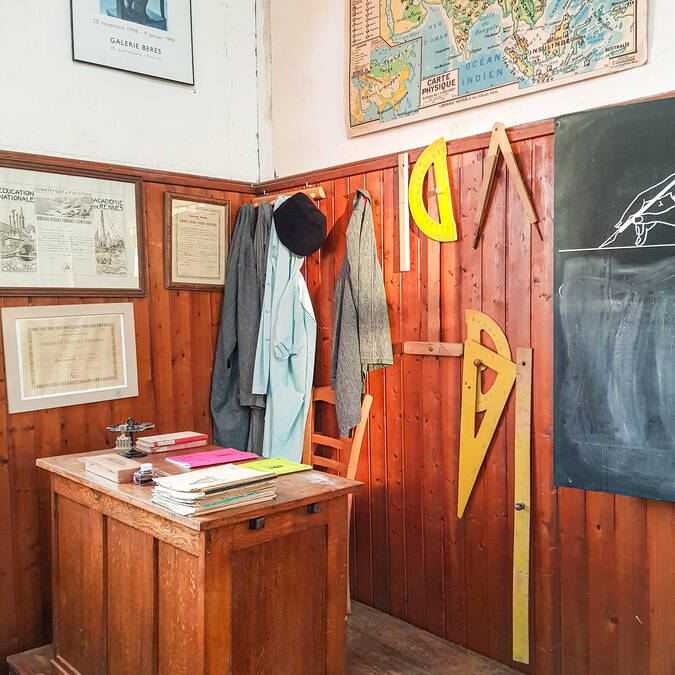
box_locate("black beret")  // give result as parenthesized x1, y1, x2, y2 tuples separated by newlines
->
(274, 193, 327, 257)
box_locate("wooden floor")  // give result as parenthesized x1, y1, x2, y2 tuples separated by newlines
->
(347, 603, 518, 675)
(10, 603, 517, 674)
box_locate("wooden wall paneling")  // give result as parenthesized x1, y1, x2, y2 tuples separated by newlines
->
(530, 134, 560, 674)
(504, 138, 533, 669)
(365, 169, 390, 613)
(106, 518, 155, 674)
(458, 149, 488, 657)
(647, 501, 674, 675)
(5, 119, 675, 675)
(614, 495, 649, 675)
(383, 165, 406, 620)
(481, 149, 510, 666)
(441, 152, 466, 646)
(400, 174, 425, 628)
(419, 173, 445, 636)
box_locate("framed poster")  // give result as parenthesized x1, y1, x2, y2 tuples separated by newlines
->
(1, 303, 139, 414)
(346, 0, 647, 137)
(71, 0, 194, 85)
(164, 192, 230, 291)
(0, 161, 145, 296)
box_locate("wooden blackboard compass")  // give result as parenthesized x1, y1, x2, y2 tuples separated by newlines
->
(473, 122, 542, 248)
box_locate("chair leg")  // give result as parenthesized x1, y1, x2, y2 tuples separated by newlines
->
(347, 566, 352, 615)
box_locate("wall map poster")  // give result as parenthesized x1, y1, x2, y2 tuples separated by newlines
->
(71, 0, 194, 84)
(553, 97, 675, 503)
(0, 166, 143, 295)
(347, 0, 647, 136)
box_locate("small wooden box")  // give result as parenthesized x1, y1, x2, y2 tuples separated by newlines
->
(85, 454, 140, 483)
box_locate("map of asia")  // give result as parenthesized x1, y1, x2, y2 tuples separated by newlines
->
(348, 0, 647, 136)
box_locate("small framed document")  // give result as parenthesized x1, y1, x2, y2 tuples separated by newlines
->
(164, 192, 230, 291)
(70, 0, 194, 85)
(1, 303, 139, 414)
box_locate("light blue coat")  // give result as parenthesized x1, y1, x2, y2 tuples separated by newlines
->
(252, 197, 317, 461)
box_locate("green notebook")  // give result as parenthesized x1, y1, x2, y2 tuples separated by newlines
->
(241, 458, 312, 476)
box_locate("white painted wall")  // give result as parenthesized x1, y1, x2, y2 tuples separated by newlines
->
(268, 0, 674, 180)
(0, 1, 260, 182)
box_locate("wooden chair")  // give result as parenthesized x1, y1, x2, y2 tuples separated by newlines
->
(302, 386, 373, 614)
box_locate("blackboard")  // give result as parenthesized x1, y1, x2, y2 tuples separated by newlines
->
(554, 97, 675, 502)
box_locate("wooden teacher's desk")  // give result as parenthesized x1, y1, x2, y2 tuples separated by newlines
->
(17, 447, 362, 675)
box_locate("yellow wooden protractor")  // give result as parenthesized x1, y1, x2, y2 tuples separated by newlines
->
(408, 137, 458, 242)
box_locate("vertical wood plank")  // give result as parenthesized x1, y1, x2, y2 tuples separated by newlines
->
(55, 496, 105, 674)
(647, 501, 674, 675)
(615, 496, 649, 675)
(401, 172, 424, 627)
(442, 152, 466, 646)
(458, 149, 487, 657)
(481, 150, 510, 666)
(106, 518, 155, 675)
(420, 187, 445, 636)
(0, 297, 19, 666)
(586, 492, 618, 674)
(365, 169, 390, 613)
(531, 134, 560, 675)
(157, 542, 200, 673)
(352, 173, 374, 607)
(383, 165, 407, 621)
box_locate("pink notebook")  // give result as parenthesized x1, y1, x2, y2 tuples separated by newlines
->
(165, 447, 258, 469)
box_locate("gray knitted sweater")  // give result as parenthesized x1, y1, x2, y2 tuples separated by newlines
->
(331, 189, 393, 436)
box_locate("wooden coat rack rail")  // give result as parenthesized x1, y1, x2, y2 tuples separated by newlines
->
(252, 185, 326, 206)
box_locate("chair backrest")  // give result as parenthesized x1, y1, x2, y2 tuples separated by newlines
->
(302, 386, 373, 482)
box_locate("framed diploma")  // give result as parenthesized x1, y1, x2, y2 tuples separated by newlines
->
(0, 160, 145, 296)
(164, 192, 230, 291)
(70, 0, 194, 85)
(1, 303, 139, 414)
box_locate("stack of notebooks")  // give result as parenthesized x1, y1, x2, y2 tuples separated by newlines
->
(136, 431, 208, 454)
(151, 463, 276, 516)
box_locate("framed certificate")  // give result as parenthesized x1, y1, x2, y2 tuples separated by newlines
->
(1, 303, 139, 414)
(0, 160, 145, 296)
(71, 0, 194, 85)
(164, 192, 230, 291)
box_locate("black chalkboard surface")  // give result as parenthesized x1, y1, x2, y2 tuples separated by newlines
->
(554, 97, 675, 502)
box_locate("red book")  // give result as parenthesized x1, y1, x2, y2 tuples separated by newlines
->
(141, 439, 207, 454)
(165, 447, 259, 470)
(136, 431, 208, 448)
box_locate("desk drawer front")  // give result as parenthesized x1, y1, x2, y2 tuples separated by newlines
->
(230, 503, 329, 550)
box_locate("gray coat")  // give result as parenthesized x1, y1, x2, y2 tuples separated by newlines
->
(211, 204, 258, 450)
(247, 201, 273, 453)
(331, 189, 393, 436)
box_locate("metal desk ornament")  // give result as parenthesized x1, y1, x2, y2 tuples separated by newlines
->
(107, 417, 155, 458)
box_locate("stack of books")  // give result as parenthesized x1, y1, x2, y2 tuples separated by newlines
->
(136, 431, 208, 454)
(151, 463, 276, 516)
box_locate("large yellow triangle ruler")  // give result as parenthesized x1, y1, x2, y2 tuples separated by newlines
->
(408, 137, 458, 242)
(457, 310, 516, 518)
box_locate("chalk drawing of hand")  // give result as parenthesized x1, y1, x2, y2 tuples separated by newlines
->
(599, 173, 675, 248)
